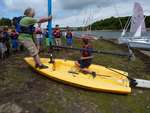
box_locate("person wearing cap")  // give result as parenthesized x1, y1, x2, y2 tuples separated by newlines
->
(75, 38, 96, 78)
(18, 7, 52, 69)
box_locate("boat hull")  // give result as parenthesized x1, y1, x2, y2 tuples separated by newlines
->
(118, 37, 150, 50)
(25, 57, 131, 94)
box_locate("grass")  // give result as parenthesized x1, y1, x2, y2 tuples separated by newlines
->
(0, 38, 150, 113)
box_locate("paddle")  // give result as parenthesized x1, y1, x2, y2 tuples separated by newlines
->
(52, 45, 133, 58)
(68, 70, 111, 78)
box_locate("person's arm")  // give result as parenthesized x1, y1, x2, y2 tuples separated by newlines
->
(80, 56, 93, 60)
(38, 16, 52, 23)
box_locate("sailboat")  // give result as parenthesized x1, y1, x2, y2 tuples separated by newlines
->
(118, 2, 150, 50)
(80, 9, 98, 40)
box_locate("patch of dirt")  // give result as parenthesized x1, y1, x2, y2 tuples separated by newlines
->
(0, 102, 22, 113)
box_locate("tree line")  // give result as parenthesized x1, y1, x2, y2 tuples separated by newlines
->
(0, 18, 12, 27)
(1, 16, 150, 30)
(89, 16, 150, 30)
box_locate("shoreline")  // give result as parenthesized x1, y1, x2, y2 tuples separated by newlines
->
(74, 29, 150, 32)
(74, 30, 122, 32)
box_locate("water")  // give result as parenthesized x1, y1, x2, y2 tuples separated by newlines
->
(73, 31, 150, 39)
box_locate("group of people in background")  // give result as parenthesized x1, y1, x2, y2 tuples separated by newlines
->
(0, 21, 74, 60)
(0, 7, 94, 76)
(0, 27, 19, 59)
(52, 24, 73, 47)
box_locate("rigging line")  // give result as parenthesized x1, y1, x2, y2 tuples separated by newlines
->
(86, 8, 93, 32)
(88, 8, 93, 33)
(125, 17, 132, 32)
(83, 10, 89, 32)
(85, 17, 90, 31)
(111, 0, 123, 29)
(81, 10, 86, 32)
(122, 17, 132, 36)
(124, 17, 131, 31)
(88, 9, 92, 33)
(89, 8, 95, 33)
(89, 9, 95, 33)
(86, 10, 90, 32)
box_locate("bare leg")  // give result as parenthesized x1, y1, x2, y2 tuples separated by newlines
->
(75, 61, 96, 78)
(80, 68, 96, 78)
(37, 45, 40, 52)
(33, 54, 41, 65)
(75, 61, 80, 67)
(33, 55, 48, 69)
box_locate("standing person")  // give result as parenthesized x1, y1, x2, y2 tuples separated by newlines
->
(3, 27, 10, 57)
(53, 25, 62, 47)
(65, 27, 73, 47)
(0, 29, 7, 59)
(12, 17, 24, 51)
(18, 7, 52, 69)
(35, 23, 43, 51)
(75, 38, 96, 78)
(10, 29, 19, 52)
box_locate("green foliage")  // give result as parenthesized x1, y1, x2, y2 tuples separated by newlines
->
(90, 16, 150, 30)
(0, 17, 12, 27)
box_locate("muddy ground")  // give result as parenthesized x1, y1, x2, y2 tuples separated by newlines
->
(0, 39, 150, 113)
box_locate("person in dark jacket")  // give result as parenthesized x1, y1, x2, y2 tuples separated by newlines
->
(0, 29, 7, 59)
(3, 27, 10, 57)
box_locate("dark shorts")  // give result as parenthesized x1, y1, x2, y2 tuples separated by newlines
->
(66, 38, 73, 46)
(77, 59, 92, 68)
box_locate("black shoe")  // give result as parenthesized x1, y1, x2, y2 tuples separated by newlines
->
(91, 72, 96, 78)
(35, 64, 48, 69)
(49, 60, 55, 64)
(35, 64, 39, 68)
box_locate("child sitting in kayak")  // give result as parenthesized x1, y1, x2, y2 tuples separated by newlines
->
(75, 38, 96, 78)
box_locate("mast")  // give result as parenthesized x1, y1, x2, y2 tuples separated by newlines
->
(48, 0, 52, 46)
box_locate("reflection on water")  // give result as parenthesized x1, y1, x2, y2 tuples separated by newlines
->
(73, 31, 150, 39)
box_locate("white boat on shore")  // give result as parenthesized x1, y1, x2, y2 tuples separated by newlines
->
(118, 2, 150, 50)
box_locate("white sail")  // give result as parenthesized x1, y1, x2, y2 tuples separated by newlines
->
(134, 24, 142, 37)
(130, 2, 146, 34)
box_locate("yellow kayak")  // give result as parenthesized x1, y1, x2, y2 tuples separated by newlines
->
(24, 57, 131, 94)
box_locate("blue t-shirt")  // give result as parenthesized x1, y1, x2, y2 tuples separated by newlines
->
(66, 31, 72, 39)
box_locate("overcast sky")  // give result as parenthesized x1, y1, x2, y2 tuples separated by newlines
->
(0, 0, 150, 27)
